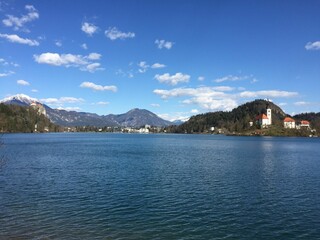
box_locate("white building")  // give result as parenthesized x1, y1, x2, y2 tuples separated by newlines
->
(256, 105, 272, 128)
(284, 117, 295, 129)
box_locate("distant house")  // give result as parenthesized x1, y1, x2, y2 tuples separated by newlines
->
(300, 120, 310, 128)
(283, 117, 295, 129)
(296, 120, 310, 129)
(256, 114, 269, 128)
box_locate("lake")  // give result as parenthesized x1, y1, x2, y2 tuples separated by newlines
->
(0, 133, 319, 239)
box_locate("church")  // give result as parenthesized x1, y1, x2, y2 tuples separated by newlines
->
(256, 104, 272, 128)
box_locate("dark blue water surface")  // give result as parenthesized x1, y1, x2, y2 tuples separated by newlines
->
(0, 133, 319, 239)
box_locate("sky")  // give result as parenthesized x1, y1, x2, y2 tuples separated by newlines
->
(0, 0, 319, 121)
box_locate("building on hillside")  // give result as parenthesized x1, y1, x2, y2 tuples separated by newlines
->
(284, 117, 296, 129)
(30, 102, 46, 116)
(296, 120, 310, 129)
(256, 104, 272, 128)
(256, 114, 269, 128)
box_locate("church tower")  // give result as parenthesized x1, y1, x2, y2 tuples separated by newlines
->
(266, 103, 272, 125)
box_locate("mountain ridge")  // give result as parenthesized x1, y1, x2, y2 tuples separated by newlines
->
(0, 94, 172, 127)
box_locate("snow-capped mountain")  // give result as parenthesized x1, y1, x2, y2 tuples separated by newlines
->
(0, 94, 40, 106)
(1, 94, 172, 127)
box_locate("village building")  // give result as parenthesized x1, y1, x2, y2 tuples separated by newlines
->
(296, 120, 310, 129)
(284, 117, 296, 129)
(256, 104, 272, 128)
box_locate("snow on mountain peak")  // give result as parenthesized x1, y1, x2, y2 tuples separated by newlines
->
(0, 94, 39, 105)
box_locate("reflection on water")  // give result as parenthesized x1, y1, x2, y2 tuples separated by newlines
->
(0, 134, 319, 239)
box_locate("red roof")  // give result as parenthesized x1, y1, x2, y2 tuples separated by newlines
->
(284, 117, 295, 122)
(256, 114, 268, 120)
(301, 120, 310, 125)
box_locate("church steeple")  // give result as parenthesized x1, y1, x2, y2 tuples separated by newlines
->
(266, 101, 272, 125)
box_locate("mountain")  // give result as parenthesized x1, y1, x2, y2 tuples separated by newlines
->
(1, 94, 172, 127)
(167, 99, 288, 133)
(0, 94, 39, 107)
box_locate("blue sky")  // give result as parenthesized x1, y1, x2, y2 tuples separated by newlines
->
(0, 0, 319, 121)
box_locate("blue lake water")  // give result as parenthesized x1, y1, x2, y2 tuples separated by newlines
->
(0, 133, 319, 239)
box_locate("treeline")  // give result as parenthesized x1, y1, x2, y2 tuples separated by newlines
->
(0, 103, 59, 133)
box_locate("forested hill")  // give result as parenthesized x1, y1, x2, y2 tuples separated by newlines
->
(0, 104, 59, 133)
(293, 112, 320, 131)
(166, 99, 288, 133)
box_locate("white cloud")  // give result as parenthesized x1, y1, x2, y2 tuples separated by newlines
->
(239, 90, 298, 98)
(81, 22, 98, 36)
(212, 86, 234, 91)
(105, 27, 135, 40)
(294, 101, 310, 106)
(31, 89, 38, 93)
(153, 86, 235, 111)
(158, 112, 190, 122)
(138, 61, 149, 73)
(151, 103, 160, 107)
(305, 41, 320, 50)
(154, 72, 190, 85)
(80, 81, 117, 92)
(214, 75, 250, 83)
(34, 52, 103, 72)
(191, 109, 199, 114)
(0, 33, 39, 46)
(87, 52, 101, 60)
(96, 101, 109, 105)
(155, 39, 174, 49)
(0, 58, 19, 67)
(198, 76, 205, 81)
(81, 63, 104, 73)
(278, 102, 287, 106)
(151, 63, 166, 69)
(2, 4, 39, 31)
(57, 106, 81, 112)
(41, 97, 84, 104)
(17, 79, 30, 86)
(81, 43, 88, 50)
(55, 40, 62, 47)
(0, 71, 14, 77)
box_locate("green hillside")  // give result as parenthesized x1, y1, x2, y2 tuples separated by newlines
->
(0, 104, 59, 133)
(166, 100, 319, 136)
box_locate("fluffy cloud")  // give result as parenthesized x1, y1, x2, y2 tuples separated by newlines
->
(2, 5, 39, 31)
(81, 43, 88, 50)
(81, 63, 104, 73)
(198, 76, 205, 81)
(155, 73, 190, 85)
(154, 86, 299, 112)
(138, 61, 149, 73)
(57, 107, 81, 111)
(0, 71, 15, 77)
(151, 63, 166, 69)
(305, 41, 320, 50)
(155, 39, 174, 49)
(239, 90, 298, 98)
(17, 79, 30, 86)
(0, 33, 39, 46)
(55, 40, 62, 47)
(87, 52, 101, 60)
(105, 27, 135, 40)
(294, 101, 311, 106)
(41, 97, 84, 104)
(81, 22, 98, 36)
(150, 103, 160, 107)
(214, 75, 250, 83)
(33, 52, 103, 72)
(80, 82, 117, 92)
(96, 101, 109, 105)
